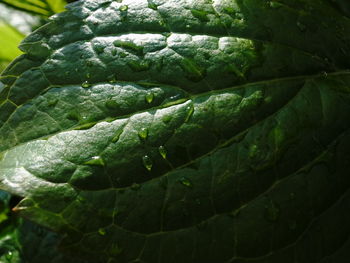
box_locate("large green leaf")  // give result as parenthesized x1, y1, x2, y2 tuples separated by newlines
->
(1, 0, 350, 262)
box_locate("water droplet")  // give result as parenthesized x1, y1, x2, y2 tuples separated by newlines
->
(158, 146, 167, 159)
(180, 58, 206, 82)
(84, 156, 105, 166)
(74, 122, 97, 130)
(145, 92, 154, 103)
(249, 144, 258, 158)
(66, 110, 80, 121)
(296, 21, 306, 32)
(190, 9, 210, 22)
(127, 60, 150, 72)
(289, 192, 295, 200)
(95, 46, 105, 54)
(179, 177, 193, 187)
(119, 5, 128, 11)
(82, 81, 91, 88)
(107, 74, 117, 83)
(138, 127, 148, 140)
(105, 99, 119, 110)
(113, 40, 143, 55)
(147, 0, 158, 10)
(228, 209, 240, 218)
(162, 115, 172, 123)
(184, 105, 194, 122)
(98, 228, 106, 235)
(109, 244, 123, 256)
(77, 196, 86, 203)
(264, 199, 280, 222)
(131, 183, 141, 190)
(269, 1, 282, 8)
(5, 251, 13, 261)
(142, 155, 153, 171)
(112, 130, 123, 143)
(86, 60, 93, 67)
(119, 52, 128, 58)
(47, 99, 58, 107)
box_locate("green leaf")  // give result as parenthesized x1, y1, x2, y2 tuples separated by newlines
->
(0, 21, 24, 72)
(1, 0, 350, 262)
(0, 0, 66, 17)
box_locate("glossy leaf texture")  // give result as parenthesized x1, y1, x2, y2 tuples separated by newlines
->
(1, 0, 350, 262)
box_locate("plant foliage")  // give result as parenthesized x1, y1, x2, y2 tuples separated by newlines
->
(0, 0, 350, 262)
(0, 0, 66, 16)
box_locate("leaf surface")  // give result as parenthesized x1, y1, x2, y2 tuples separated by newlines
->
(0, 0, 66, 16)
(1, 0, 350, 262)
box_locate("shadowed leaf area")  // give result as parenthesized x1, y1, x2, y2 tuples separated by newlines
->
(0, 0, 350, 262)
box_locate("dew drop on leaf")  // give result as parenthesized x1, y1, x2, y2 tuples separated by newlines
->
(131, 183, 141, 190)
(5, 251, 13, 261)
(179, 177, 193, 187)
(105, 99, 119, 110)
(138, 127, 148, 140)
(47, 99, 58, 107)
(112, 129, 123, 143)
(162, 115, 172, 123)
(228, 209, 240, 218)
(98, 228, 106, 235)
(184, 105, 195, 122)
(66, 110, 80, 121)
(82, 81, 91, 88)
(158, 145, 167, 159)
(269, 1, 282, 8)
(128, 60, 150, 72)
(264, 199, 280, 222)
(95, 46, 105, 54)
(84, 156, 105, 166)
(147, 0, 158, 10)
(109, 244, 123, 256)
(107, 74, 117, 83)
(142, 155, 153, 171)
(296, 21, 306, 32)
(190, 9, 210, 22)
(119, 5, 128, 11)
(145, 92, 154, 103)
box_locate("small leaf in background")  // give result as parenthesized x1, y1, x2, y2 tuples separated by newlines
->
(0, 21, 24, 72)
(0, 0, 67, 17)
